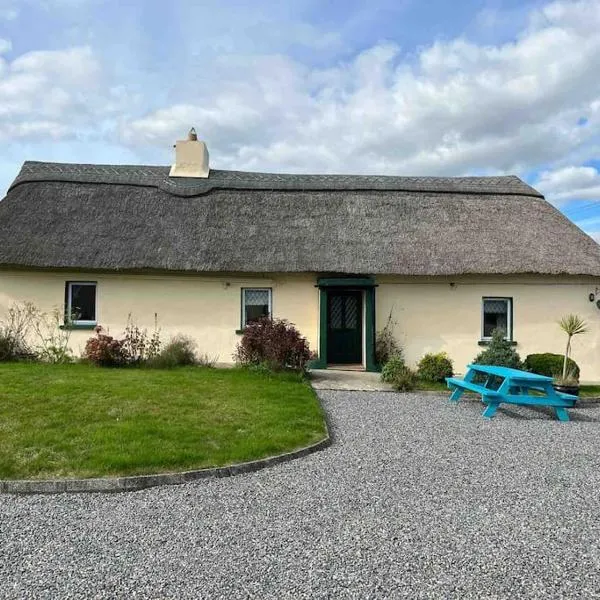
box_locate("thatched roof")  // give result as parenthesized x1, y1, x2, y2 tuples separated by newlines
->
(1, 160, 599, 276)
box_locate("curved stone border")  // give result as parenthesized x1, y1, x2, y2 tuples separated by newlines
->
(1, 415, 332, 495)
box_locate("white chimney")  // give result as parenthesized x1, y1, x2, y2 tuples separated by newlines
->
(169, 128, 209, 178)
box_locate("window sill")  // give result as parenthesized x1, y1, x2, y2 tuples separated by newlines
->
(478, 339, 517, 346)
(60, 324, 97, 331)
(235, 329, 245, 335)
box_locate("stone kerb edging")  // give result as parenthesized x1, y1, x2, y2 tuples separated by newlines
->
(1, 420, 332, 495)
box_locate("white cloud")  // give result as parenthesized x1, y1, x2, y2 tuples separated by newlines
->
(0, 39, 11, 54)
(534, 166, 600, 203)
(119, 0, 600, 177)
(0, 45, 109, 141)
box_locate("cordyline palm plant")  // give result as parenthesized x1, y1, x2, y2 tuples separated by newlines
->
(558, 314, 588, 381)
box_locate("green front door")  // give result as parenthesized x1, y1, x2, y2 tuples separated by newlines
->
(327, 291, 363, 364)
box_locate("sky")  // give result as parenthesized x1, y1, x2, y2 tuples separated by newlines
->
(0, 0, 599, 238)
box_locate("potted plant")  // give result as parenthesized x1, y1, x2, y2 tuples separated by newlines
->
(553, 314, 587, 397)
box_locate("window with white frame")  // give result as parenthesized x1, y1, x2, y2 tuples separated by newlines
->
(66, 281, 97, 325)
(242, 288, 272, 327)
(482, 297, 512, 340)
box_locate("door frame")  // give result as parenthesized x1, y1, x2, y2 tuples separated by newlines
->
(313, 276, 377, 372)
(326, 289, 364, 365)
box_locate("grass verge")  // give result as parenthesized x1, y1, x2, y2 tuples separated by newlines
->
(0, 363, 326, 480)
(579, 385, 600, 398)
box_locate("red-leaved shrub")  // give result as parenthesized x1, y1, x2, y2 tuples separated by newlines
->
(234, 317, 312, 372)
(84, 326, 127, 367)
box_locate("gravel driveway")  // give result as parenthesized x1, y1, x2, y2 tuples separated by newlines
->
(2, 391, 600, 599)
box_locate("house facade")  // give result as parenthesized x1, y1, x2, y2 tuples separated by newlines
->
(1, 132, 600, 378)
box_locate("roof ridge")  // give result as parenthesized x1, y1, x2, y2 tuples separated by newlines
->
(8, 161, 544, 198)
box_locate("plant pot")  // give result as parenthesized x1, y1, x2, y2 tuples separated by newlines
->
(553, 383, 579, 398)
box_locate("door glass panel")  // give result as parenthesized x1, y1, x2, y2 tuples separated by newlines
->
(330, 296, 344, 329)
(345, 296, 358, 329)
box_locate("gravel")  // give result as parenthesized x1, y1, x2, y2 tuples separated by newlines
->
(2, 392, 600, 599)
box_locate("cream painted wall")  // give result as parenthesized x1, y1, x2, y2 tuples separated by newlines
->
(0, 270, 320, 363)
(376, 275, 600, 382)
(2, 270, 600, 381)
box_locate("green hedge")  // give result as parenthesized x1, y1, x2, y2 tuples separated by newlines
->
(524, 353, 580, 379)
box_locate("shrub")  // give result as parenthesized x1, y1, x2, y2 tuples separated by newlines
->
(417, 352, 453, 382)
(234, 317, 312, 372)
(391, 366, 417, 392)
(381, 354, 406, 383)
(31, 307, 74, 364)
(524, 353, 580, 380)
(0, 302, 36, 361)
(197, 353, 219, 368)
(375, 311, 401, 366)
(149, 335, 198, 368)
(472, 328, 523, 369)
(121, 314, 161, 364)
(84, 326, 127, 367)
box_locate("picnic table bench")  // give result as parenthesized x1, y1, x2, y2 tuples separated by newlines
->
(446, 364, 578, 422)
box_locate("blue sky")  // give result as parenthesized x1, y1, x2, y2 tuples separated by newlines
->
(1, 0, 599, 238)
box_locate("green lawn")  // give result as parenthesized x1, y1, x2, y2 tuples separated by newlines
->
(0, 363, 327, 480)
(579, 385, 600, 398)
(415, 380, 448, 392)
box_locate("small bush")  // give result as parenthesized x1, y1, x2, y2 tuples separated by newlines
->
(149, 335, 198, 368)
(84, 327, 127, 367)
(32, 307, 74, 364)
(473, 328, 523, 370)
(417, 352, 453, 382)
(234, 316, 312, 372)
(381, 354, 406, 383)
(524, 353, 580, 380)
(375, 311, 401, 366)
(197, 352, 219, 368)
(0, 302, 36, 361)
(392, 366, 417, 392)
(121, 314, 161, 364)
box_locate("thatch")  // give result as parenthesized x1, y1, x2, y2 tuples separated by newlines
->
(1, 160, 600, 276)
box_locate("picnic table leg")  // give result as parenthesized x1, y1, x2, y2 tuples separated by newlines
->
(482, 399, 499, 419)
(449, 368, 475, 403)
(449, 387, 464, 402)
(542, 382, 571, 422)
(554, 407, 570, 422)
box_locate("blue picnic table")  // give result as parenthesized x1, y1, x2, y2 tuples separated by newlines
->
(446, 364, 578, 422)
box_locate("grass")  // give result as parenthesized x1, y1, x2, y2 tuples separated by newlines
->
(415, 379, 448, 392)
(0, 363, 327, 480)
(579, 385, 600, 398)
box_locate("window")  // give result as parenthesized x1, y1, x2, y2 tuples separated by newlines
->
(66, 282, 97, 325)
(482, 297, 512, 340)
(242, 288, 272, 327)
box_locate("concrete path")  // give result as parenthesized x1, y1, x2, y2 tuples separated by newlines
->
(310, 368, 394, 391)
(2, 392, 600, 599)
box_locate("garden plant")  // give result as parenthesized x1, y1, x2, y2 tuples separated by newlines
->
(234, 316, 312, 372)
(556, 314, 587, 386)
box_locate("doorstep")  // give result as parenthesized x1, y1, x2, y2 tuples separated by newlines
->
(310, 369, 394, 392)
